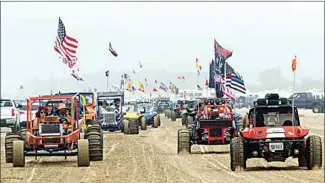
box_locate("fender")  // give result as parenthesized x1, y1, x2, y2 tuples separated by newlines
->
(124, 111, 140, 119)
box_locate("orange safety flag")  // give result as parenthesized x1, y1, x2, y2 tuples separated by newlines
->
(291, 56, 297, 72)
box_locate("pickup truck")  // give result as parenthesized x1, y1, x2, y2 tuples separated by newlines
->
(288, 92, 324, 113)
(0, 98, 22, 132)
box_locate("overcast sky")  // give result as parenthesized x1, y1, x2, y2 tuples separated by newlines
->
(1, 2, 324, 96)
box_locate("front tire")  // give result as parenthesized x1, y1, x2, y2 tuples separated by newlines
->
(171, 111, 177, 121)
(312, 105, 322, 113)
(177, 129, 191, 154)
(230, 137, 246, 171)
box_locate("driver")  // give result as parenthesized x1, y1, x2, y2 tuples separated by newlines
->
(113, 98, 121, 109)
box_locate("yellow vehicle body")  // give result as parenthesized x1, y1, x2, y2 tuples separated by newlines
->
(124, 111, 140, 119)
(79, 95, 87, 132)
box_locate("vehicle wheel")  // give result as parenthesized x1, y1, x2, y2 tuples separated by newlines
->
(167, 110, 171, 118)
(157, 115, 161, 126)
(77, 139, 90, 167)
(129, 119, 139, 134)
(5, 133, 22, 163)
(230, 137, 246, 171)
(86, 131, 103, 161)
(165, 111, 167, 117)
(86, 119, 97, 126)
(312, 105, 322, 113)
(85, 124, 101, 133)
(123, 119, 130, 134)
(140, 117, 147, 130)
(306, 135, 322, 170)
(153, 116, 159, 128)
(182, 114, 188, 126)
(177, 129, 191, 154)
(13, 140, 25, 167)
(299, 155, 307, 167)
(171, 111, 177, 121)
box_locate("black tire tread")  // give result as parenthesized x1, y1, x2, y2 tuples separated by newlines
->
(177, 129, 191, 154)
(5, 133, 22, 163)
(306, 135, 322, 170)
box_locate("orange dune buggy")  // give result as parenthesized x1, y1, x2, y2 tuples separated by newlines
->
(4, 95, 103, 167)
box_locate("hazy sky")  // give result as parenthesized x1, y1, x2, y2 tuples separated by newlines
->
(1, 2, 324, 96)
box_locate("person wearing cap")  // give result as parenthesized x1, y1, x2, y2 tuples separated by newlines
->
(55, 103, 69, 118)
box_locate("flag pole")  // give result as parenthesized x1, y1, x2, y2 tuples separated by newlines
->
(291, 56, 297, 123)
(106, 70, 109, 92)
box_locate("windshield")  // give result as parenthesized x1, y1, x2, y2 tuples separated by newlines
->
(254, 106, 299, 127)
(1, 99, 13, 107)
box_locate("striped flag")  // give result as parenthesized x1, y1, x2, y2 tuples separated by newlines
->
(217, 77, 235, 100)
(226, 74, 246, 94)
(109, 42, 118, 57)
(54, 17, 78, 69)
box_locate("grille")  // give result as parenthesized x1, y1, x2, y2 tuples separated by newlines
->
(40, 123, 62, 134)
(42, 138, 61, 143)
(210, 128, 222, 137)
(103, 113, 116, 123)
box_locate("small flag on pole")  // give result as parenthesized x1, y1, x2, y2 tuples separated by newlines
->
(105, 70, 109, 77)
(292, 56, 297, 72)
(109, 42, 118, 57)
(19, 85, 23, 90)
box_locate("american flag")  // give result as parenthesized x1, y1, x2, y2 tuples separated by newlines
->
(54, 17, 78, 69)
(109, 42, 118, 57)
(216, 77, 235, 100)
(226, 74, 246, 94)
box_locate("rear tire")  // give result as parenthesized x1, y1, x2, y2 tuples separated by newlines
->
(153, 116, 159, 128)
(177, 129, 191, 154)
(86, 131, 103, 161)
(123, 120, 130, 134)
(77, 139, 90, 167)
(306, 135, 322, 170)
(129, 119, 139, 134)
(171, 111, 177, 121)
(237, 117, 245, 132)
(140, 117, 147, 130)
(230, 137, 246, 171)
(157, 115, 161, 126)
(13, 140, 25, 167)
(5, 133, 22, 163)
(312, 105, 322, 113)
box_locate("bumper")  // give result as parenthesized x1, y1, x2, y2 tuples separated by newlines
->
(0, 118, 16, 127)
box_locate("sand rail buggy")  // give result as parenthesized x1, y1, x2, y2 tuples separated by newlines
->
(177, 98, 239, 154)
(96, 91, 125, 131)
(167, 100, 188, 121)
(230, 93, 322, 171)
(135, 102, 160, 130)
(5, 94, 103, 167)
(156, 97, 170, 114)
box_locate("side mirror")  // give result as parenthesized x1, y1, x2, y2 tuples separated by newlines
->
(17, 104, 22, 109)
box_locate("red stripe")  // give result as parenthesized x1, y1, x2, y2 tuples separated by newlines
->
(63, 38, 78, 49)
(56, 37, 72, 61)
(62, 42, 76, 55)
(66, 35, 78, 44)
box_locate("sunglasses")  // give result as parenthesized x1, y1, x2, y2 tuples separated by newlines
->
(40, 111, 46, 114)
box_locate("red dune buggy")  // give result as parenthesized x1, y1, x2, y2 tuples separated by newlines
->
(230, 93, 322, 171)
(177, 98, 238, 154)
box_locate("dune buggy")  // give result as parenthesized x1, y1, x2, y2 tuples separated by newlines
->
(167, 100, 189, 121)
(135, 102, 160, 130)
(177, 98, 241, 154)
(5, 95, 103, 167)
(230, 93, 322, 171)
